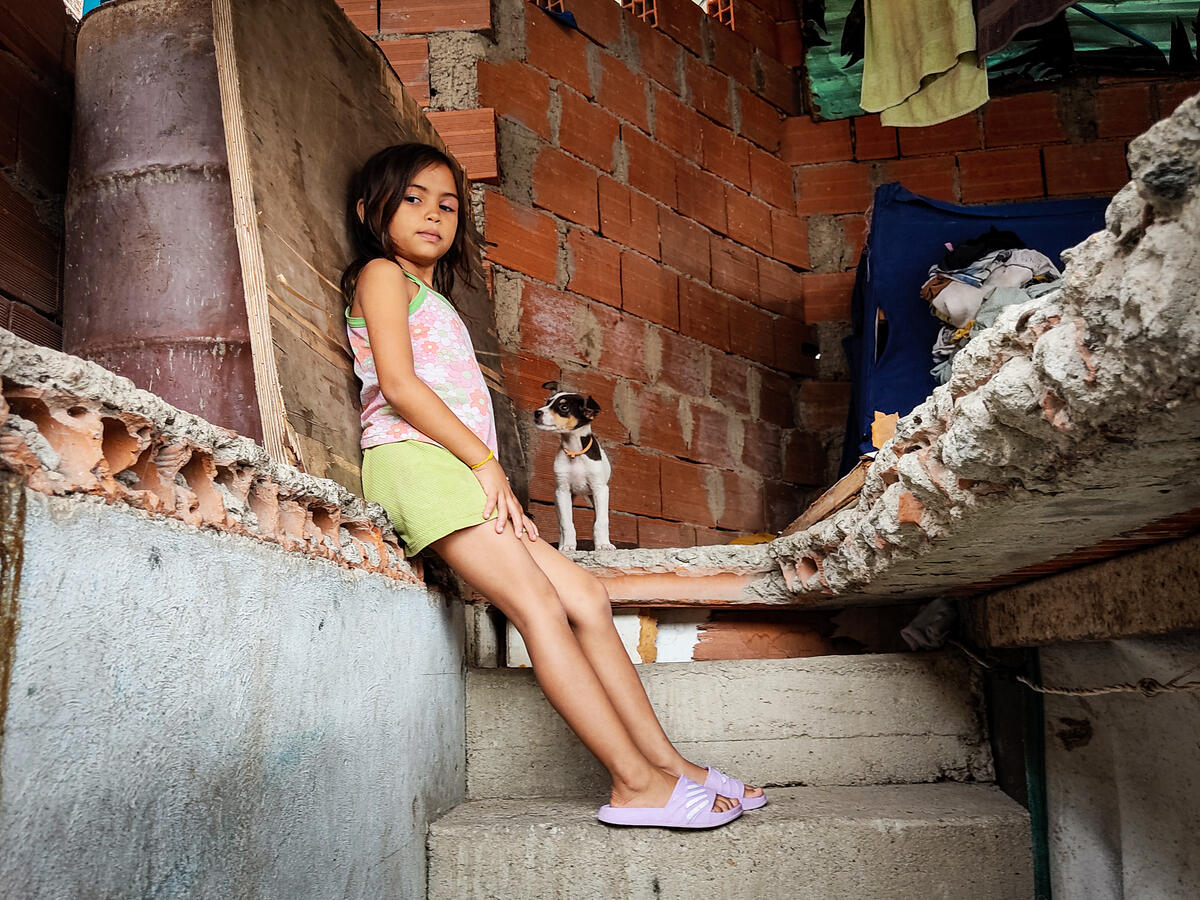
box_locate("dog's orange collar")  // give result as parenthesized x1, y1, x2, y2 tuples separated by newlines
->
(562, 436, 594, 459)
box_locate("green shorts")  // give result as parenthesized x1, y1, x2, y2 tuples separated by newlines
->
(361, 440, 495, 555)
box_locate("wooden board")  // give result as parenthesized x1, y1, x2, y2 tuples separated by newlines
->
(211, 0, 522, 495)
(781, 458, 871, 536)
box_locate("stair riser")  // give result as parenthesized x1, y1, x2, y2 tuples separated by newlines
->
(466, 654, 994, 799)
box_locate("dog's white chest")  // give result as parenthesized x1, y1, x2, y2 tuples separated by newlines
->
(554, 450, 610, 497)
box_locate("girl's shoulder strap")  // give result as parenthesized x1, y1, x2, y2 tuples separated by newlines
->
(397, 266, 430, 315)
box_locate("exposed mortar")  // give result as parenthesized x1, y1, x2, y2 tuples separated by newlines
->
(0, 329, 416, 582)
(426, 31, 489, 111)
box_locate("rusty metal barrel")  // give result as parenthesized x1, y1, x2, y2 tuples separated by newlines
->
(64, 0, 262, 441)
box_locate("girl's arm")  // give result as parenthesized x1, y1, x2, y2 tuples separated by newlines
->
(358, 259, 536, 541)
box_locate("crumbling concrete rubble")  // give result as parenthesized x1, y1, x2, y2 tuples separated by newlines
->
(580, 93, 1200, 607)
(0, 330, 416, 582)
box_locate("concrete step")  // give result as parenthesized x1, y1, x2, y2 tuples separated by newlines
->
(466, 653, 993, 800)
(428, 783, 1032, 900)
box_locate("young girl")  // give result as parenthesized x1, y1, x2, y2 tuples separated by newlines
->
(342, 143, 765, 829)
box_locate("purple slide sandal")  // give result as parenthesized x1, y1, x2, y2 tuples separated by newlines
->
(596, 775, 743, 829)
(705, 767, 768, 811)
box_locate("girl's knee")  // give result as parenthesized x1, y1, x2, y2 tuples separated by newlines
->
(567, 577, 612, 630)
(504, 584, 569, 635)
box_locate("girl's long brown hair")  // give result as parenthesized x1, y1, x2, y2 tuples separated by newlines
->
(340, 143, 478, 305)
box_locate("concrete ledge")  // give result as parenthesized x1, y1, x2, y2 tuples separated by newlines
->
(465, 654, 993, 800)
(428, 784, 1032, 900)
(0, 328, 416, 582)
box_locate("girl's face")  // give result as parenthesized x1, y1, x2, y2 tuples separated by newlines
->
(387, 161, 460, 268)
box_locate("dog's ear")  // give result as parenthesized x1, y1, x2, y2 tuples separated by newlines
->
(542, 380, 559, 393)
(584, 396, 601, 419)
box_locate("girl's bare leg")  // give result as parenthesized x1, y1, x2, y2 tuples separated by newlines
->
(524, 538, 764, 800)
(432, 522, 737, 812)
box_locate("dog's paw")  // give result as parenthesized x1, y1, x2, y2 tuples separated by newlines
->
(559, 540, 577, 552)
(595, 541, 616, 551)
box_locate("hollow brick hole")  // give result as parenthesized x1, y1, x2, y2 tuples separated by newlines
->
(180, 452, 225, 525)
(100, 417, 144, 475)
(5, 395, 100, 485)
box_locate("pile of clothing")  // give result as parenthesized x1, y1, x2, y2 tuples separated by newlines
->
(922, 228, 1062, 384)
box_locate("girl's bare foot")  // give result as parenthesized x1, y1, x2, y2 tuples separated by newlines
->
(610, 767, 739, 813)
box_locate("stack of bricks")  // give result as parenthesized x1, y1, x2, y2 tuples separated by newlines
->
(0, 2, 74, 351)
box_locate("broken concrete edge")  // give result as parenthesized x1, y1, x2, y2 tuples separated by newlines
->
(0, 328, 418, 583)
(576, 93, 1200, 605)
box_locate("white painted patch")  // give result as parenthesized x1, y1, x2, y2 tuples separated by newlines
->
(507, 613, 643, 667)
(653, 609, 711, 662)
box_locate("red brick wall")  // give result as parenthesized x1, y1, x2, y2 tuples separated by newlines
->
(0, 3, 74, 350)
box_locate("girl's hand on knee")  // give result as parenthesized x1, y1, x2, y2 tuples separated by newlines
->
(474, 458, 534, 539)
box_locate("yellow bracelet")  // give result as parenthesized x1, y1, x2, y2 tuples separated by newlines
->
(469, 449, 494, 470)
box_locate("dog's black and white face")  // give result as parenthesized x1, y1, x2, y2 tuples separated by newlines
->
(534, 381, 600, 434)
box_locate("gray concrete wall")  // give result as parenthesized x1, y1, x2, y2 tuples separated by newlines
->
(0, 488, 464, 899)
(1042, 633, 1200, 900)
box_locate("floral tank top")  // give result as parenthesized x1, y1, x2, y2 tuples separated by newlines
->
(345, 269, 498, 454)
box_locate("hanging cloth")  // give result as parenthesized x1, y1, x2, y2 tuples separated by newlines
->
(860, 0, 989, 127)
(973, 0, 1077, 58)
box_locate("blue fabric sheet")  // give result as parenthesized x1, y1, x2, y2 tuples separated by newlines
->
(840, 183, 1109, 473)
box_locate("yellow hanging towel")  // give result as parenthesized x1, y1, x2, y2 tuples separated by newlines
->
(860, 0, 989, 127)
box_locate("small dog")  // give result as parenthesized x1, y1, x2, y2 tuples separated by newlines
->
(533, 381, 614, 551)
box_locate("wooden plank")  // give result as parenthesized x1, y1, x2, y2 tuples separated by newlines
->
(781, 458, 871, 536)
(427, 109, 499, 184)
(212, 0, 523, 496)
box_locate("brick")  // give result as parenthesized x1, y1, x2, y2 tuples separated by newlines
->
(841, 214, 868, 264)
(711, 236, 758, 302)
(655, 0, 705, 55)
(654, 87, 704, 160)
(1096, 83, 1153, 139)
(598, 177, 661, 258)
(566, 229, 622, 307)
(526, 4, 593, 97)
(1043, 142, 1129, 197)
(794, 162, 873, 215)
(597, 51, 650, 132)
(623, 126, 678, 206)
(380, 0, 489, 32)
(959, 147, 1043, 203)
(710, 352, 750, 412)
(784, 430, 826, 486)
(1156, 81, 1200, 119)
(730, 0, 779, 59)
(738, 87, 784, 152)
(801, 271, 855, 322)
(776, 17, 804, 67)
(621, 251, 679, 328)
(881, 156, 957, 203)
(559, 88, 619, 172)
(897, 113, 982, 156)
(701, 119, 752, 191)
(749, 147, 794, 210)
(686, 54, 732, 126)
(592, 303, 653, 382)
(741, 418, 782, 476)
(637, 518, 697, 549)
(757, 256, 804, 317)
(660, 208, 711, 282)
(563, 0, 624, 49)
(676, 160, 727, 233)
(756, 51, 799, 114)
(852, 115, 898, 160)
(608, 443, 663, 516)
(660, 458, 717, 526)
(627, 14, 683, 92)
(501, 351, 561, 409)
(336, 2, 375, 33)
(718, 470, 765, 532)
(709, 22, 757, 87)
(379, 38, 428, 105)
(519, 281, 589, 363)
(983, 93, 1064, 148)
(657, 327, 709, 396)
(485, 193, 559, 282)
(725, 187, 772, 255)
(774, 316, 818, 376)
(781, 116, 853, 165)
(798, 380, 853, 431)
(688, 404, 735, 469)
(770, 209, 810, 269)
(0, 0, 71, 73)
(759, 369, 796, 428)
(478, 59, 551, 139)
(679, 278, 731, 351)
(729, 300, 775, 366)
(427, 108, 499, 183)
(638, 390, 690, 456)
(534, 146, 599, 229)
